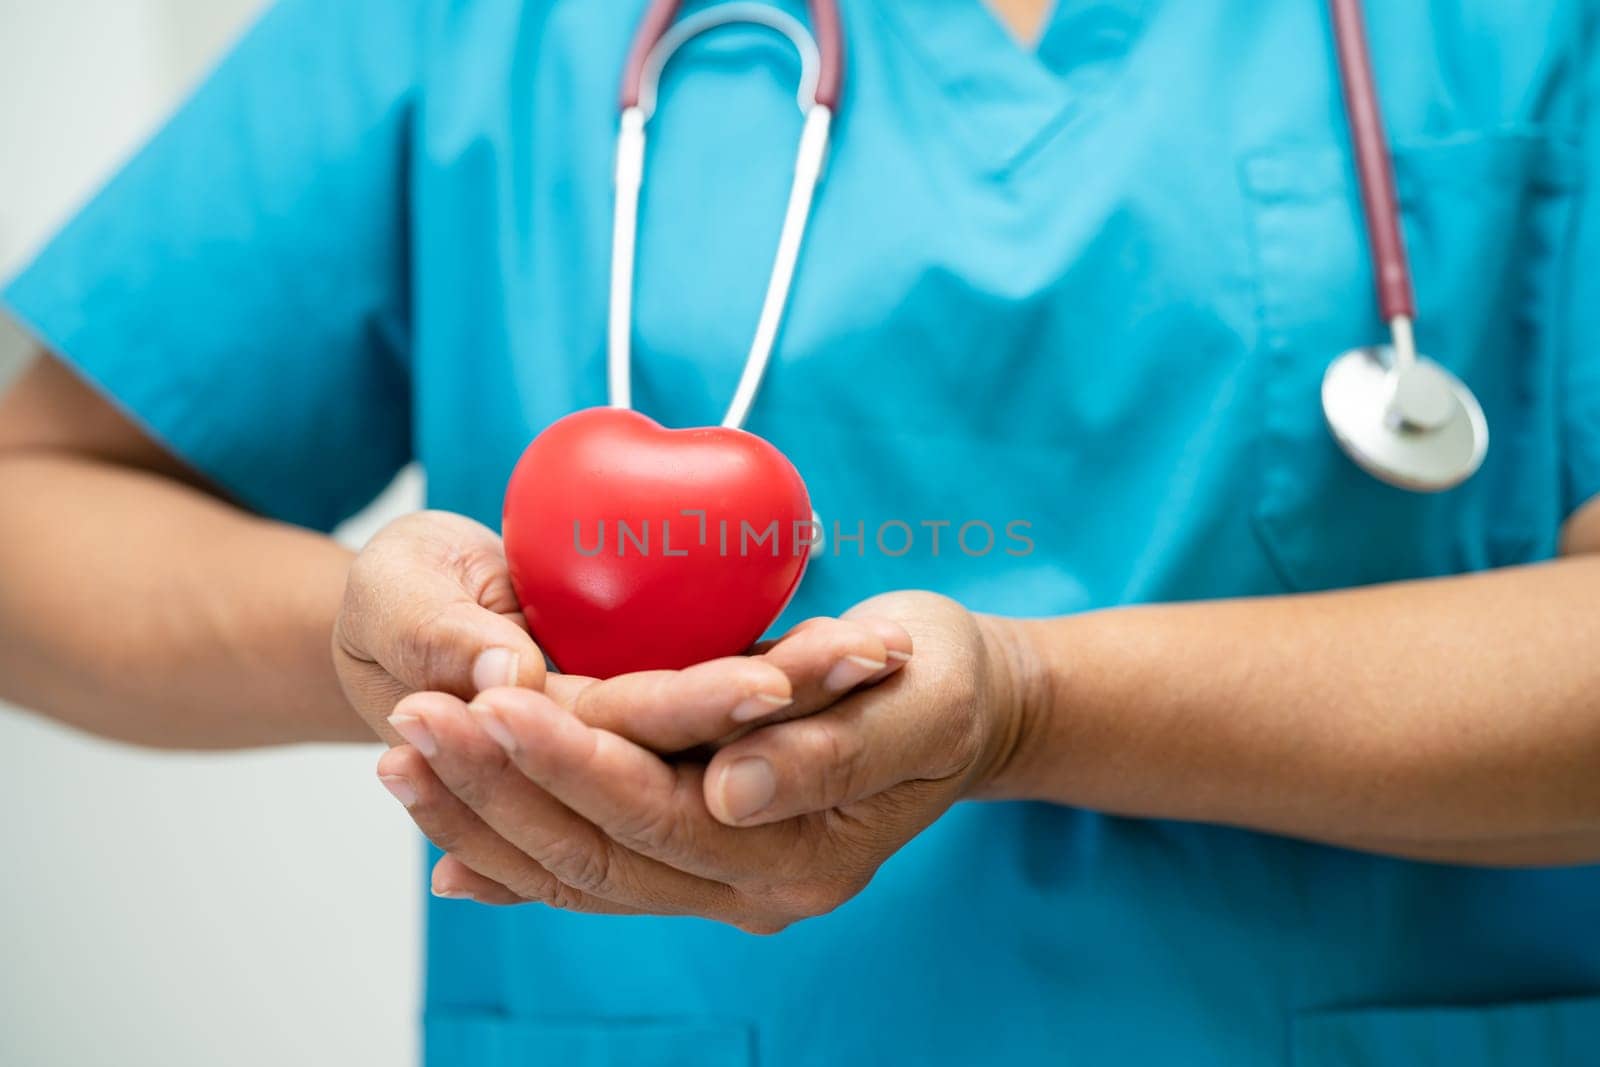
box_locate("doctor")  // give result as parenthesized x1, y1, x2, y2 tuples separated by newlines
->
(3, 0, 1600, 1063)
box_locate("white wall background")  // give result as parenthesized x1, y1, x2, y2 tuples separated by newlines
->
(0, 4, 424, 1064)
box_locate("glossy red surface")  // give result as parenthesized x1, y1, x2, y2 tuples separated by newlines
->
(503, 408, 812, 678)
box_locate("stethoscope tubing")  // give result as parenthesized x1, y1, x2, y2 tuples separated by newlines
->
(1328, 0, 1417, 333)
(620, 0, 844, 111)
(608, 0, 842, 430)
(1323, 0, 1487, 486)
(602, 0, 1485, 490)
(620, 0, 1410, 332)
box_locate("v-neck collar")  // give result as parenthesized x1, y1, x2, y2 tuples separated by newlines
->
(868, 1, 1152, 179)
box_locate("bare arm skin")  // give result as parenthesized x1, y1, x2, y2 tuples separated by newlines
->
(6, 344, 1600, 896)
(0, 351, 557, 750)
(992, 506, 1600, 866)
(393, 534, 1600, 925)
(385, 512, 1600, 923)
(0, 351, 864, 774)
(0, 353, 361, 747)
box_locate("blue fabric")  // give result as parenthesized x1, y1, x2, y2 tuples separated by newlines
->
(7, 1, 1600, 1064)
(1293, 997, 1600, 1067)
(3, 0, 422, 530)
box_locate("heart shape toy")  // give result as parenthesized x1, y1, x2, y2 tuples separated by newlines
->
(502, 408, 813, 678)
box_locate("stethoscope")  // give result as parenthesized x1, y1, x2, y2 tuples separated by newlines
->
(606, 0, 1488, 494)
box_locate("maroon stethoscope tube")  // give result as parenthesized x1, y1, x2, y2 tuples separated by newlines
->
(621, 0, 1393, 326)
(807, 0, 844, 109)
(1328, 0, 1416, 322)
(619, 0, 845, 111)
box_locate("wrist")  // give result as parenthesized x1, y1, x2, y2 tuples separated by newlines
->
(968, 612, 1052, 801)
(973, 608, 1143, 805)
(267, 532, 369, 743)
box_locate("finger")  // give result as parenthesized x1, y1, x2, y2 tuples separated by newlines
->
(469, 687, 800, 883)
(430, 855, 530, 906)
(361, 593, 544, 697)
(754, 617, 912, 723)
(429, 856, 528, 906)
(702, 682, 965, 827)
(336, 512, 546, 711)
(541, 619, 912, 747)
(541, 673, 599, 707)
(377, 745, 633, 914)
(757, 614, 912, 658)
(428, 854, 642, 913)
(842, 614, 918, 684)
(395, 691, 742, 918)
(837, 616, 915, 694)
(550, 656, 792, 751)
(746, 615, 835, 654)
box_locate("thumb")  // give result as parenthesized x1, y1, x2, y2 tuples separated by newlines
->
(336, 512, 547, 704)
(702, 690, 942, 827)
(389, 598, 547, 699)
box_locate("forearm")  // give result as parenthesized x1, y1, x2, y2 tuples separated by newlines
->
(0, 452, 364, 748)
(993, 557, 1600, 865)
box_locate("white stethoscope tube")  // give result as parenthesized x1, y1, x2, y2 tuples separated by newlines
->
(606, 0, 1489, 496)
(608, 3, 833, 432)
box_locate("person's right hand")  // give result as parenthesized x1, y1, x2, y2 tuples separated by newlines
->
(335, 510, 908, 909)
(375, 610, 912, 913)
(332, 510, 550, 744)
(332, 509, 814, 747)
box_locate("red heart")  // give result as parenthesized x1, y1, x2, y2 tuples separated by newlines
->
(502, 408, 813, 678)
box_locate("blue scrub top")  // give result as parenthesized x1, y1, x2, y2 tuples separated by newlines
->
(8, 1, 1600, 1063)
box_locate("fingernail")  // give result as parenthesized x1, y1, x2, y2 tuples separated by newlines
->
(886, 649, 912, 663)
(473, 647, 520, 693)
(718, 757, 777, 822)
(469, 700, 518, 754)
(824, 655, 886, 693)
(433, 886, 476, 902)
(388, 714, 438, 758)
(731, 692, 792, 724)
(379, 775, 417, 808)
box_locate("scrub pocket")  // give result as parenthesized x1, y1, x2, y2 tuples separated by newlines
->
(424, 1012, 756, 1067)
(1242, 132, 1579, 592)
(1292, 994, 1600, 1067)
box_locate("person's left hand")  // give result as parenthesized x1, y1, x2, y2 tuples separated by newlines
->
(380, 590, 1029, 932)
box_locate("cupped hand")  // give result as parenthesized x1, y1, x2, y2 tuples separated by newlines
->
(386, 591, 1026, 932)
(332, 510, 549, 740)
(337, 509, 909, 907)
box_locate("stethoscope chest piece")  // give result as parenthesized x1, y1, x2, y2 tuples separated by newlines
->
(1321, 344, 1488, 492)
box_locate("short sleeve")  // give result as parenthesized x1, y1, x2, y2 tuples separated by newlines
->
(1563, 8, 1600, 517)
(1, 0, 428, 531)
